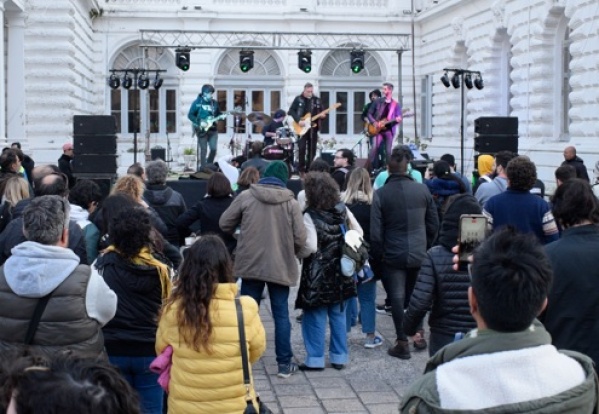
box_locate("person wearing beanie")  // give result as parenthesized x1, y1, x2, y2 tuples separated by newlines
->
(262, 109, 287, 147)
(220, 159, 306, 379)
(403, 193, 481, 356)
(472, 154, 495, 194)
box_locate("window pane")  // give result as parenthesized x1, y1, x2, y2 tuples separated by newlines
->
(166, 90, 176, 110)
(354, 114, 364, 134)
(167, 113, 176, 133)
(234, 90, 246, 112)
(336, 92, 348, 135)
(150, 111, 159, 133)
(149, 90, 159, 111)
(166, 89, 177, 134)
(111, 90, 121, 133)
(270, 91, 281, 117)
(128, 90, 140, 133)
(320, 92, 330, 134)
(217, 91, 227, 133)
(252, 91, 264, 133)
(353, 92, 366, 134)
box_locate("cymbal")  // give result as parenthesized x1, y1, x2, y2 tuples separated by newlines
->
(247, 112, 272, 125)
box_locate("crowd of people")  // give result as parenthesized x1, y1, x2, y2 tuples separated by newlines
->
(0, 139, 598, 414)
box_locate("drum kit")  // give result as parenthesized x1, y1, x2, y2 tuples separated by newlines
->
(245, 112, 298, 166)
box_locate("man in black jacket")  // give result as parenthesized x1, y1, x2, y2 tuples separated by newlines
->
(562, 146, 590, 182)
(288, 83, 323, 174)
(371, 146, 438, 360)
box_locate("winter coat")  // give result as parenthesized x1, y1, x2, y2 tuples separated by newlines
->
(96, 251, 166, 357)
(562, 156, 590, 182)
(370, 173, 438, 269)
(144, 184, 187, 246)
(219, 183, 306, 286)
(156, 284, 266, 414)
(70, 204, 100, 263)
(0, 242, 116, 357)
(295, 203, 357, 309)
(401, 321, 599, 414)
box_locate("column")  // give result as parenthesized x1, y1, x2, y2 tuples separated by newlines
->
(0, 1, 6, 142)
(6, 9, 25, 144)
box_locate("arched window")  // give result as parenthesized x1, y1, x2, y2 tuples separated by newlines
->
(214, 49, 284, 136)
(109, 45, 178, 137)
(320, 47, 384, 136)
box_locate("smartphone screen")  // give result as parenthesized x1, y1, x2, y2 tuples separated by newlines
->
(458, 214, 488, 264)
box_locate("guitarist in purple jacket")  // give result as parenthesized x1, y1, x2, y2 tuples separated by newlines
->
(188, 84, 225, 171)
(367, 82, 402, 172)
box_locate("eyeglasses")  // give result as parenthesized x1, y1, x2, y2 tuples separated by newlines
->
(334, 155, 345, 159)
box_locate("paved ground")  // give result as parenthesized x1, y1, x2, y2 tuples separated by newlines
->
(250, 282, 428, 414)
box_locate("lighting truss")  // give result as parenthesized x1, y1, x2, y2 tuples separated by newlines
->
(140, 30, 411, 52)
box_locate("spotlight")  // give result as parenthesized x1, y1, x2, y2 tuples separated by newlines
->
(153, 73, 163, 90)
(175, 48, 191, 71)
(474, 74, 484, 90)
(440, 71, 450, 88)
(137, 72, 150, 90)
(297, 50, 312, 73)
(108, 73, 120, 89)
(350, 50, 365, 74)
(239, 50, 254, 73)
(451, 72, 460, 88)
(464, 73, 473, 89)
(122, 72, 132, 89)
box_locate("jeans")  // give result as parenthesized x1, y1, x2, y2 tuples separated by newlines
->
(429, 331, 457, 357)
(241, 279, 293, 366)
(357, 280, 377, 334)
(109, 356, 163, 414)
(345, 296, 358, 333)
(302, 301, 349, 367)
(368, 130, 393, 170)
(383, 266, 421, 341)
(196, 129, 218, 169)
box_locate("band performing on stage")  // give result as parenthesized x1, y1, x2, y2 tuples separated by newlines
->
(188, 82, 403, 174)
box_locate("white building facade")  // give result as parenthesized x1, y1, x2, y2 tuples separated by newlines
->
(2, 0, 598, 191)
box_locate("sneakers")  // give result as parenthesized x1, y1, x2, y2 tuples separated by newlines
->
(413, 330, 428, 351)
(277, 362, 298, 378)
(298, 363, 324, 372)
(388, 340, 411, 360)
(375, 304, 392, 316)
(364, 335, 384, 349)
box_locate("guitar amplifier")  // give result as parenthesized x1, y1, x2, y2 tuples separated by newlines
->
(73, 135, 117, 155)
(72, 155, 118, 174)
(73, 115, 117, 135)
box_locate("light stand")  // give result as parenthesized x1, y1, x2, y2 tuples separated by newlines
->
(108, 68, 166, 164)
(441, 68, 484, 176)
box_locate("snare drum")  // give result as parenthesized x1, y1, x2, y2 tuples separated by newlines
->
(262, 144, 287, 160)
(275, 127, 294, 146)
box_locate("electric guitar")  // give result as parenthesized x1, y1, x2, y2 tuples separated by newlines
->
(289, 103, 342, 136)
(194, 112, 230, 134)
(366, 109, 413, 136)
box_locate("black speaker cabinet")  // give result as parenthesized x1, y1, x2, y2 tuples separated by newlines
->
(72, 155, 118, 174)
(72, 174, 116, 201)
(73, 115, 117, 135)
(73, 135, 117, 155)
(474, 117, 518, 135)
(151, 147, 166, 161)
(474, 135, 518, 154)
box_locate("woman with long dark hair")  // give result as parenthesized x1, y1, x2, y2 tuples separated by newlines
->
(157, 235, 266, 413)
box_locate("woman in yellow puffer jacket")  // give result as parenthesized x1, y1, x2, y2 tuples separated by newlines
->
(156, 235, 266, 414)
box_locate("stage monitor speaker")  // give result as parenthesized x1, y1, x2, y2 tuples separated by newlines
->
(72, 174, 116, 202)
(73, 115, 117, 135)
(321, 152, 335, 167)
(151, 147, 166, 161)
(474, 117, 518, 135)
(73, 135, 117, 155)
(355, 158, 368, 169)
(474, 135, 518, 154)
(72, 155, 118, 174)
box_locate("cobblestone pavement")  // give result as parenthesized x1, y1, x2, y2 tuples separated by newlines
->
(251, 282, 428, 414)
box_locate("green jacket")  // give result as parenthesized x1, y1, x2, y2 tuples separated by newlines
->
(401, 321, 599, 414)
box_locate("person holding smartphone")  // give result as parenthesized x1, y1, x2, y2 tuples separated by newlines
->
(403, 194, 482, 356)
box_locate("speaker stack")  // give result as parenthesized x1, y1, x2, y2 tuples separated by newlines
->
(72, 115, 119, 198)
(474, 117, 519, 155)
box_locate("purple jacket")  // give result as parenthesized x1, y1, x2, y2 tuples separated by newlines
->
(367, 97, 402, 135)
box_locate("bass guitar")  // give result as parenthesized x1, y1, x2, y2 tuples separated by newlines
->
(366, 109, 413, 136)
(194, 112, 230, 134)
(288, 103, 341, 136)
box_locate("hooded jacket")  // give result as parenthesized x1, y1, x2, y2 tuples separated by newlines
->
(401, 321, 599, 414)
(70, 203, 100, 263)
(219, 183, 306, 286)
(562, 156, 590, 182)
(144, 184, 187, 245)
(404, 195, 481, 337)
(0, 242, 116, 357)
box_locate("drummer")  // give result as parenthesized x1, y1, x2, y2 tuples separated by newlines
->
(262, 109, 287, 147)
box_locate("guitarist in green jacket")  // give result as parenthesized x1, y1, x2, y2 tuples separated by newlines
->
(188, 84, 224, 171)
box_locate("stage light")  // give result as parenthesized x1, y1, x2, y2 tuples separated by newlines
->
(176, 48, 191, 71)
(137, 72, 150, 89)
(440, 71, 450, 88)
(122, 72, 132, 89)
(451, 72, 460, 88)
(108, 74, 120, 89)
(350, 50, 365, 74)
(298, 50, 312, 73)
(464, 73, 473, 89)
(153, 73, 163, 90)
(239, 50, 254, 73)
(474, 74, 484, 90)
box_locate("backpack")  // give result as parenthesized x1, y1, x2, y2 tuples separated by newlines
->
(339, 223, 372, 282)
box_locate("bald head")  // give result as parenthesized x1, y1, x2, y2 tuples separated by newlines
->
(563, 146, 576, 161)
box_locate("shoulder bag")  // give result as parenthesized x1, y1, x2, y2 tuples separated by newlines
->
(24, 292, 53, 345)
(235, 298, 272, 414)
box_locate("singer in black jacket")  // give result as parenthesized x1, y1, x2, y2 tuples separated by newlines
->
(288, 83, 323, 174)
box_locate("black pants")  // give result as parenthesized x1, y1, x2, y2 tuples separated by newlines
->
(382, 266, 421, 341)
(298, 130, 318, 172)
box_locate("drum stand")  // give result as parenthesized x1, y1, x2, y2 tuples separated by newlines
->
(229, 114, 243, 156)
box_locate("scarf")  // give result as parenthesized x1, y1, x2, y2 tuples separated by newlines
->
(104, 245, 172, 301)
